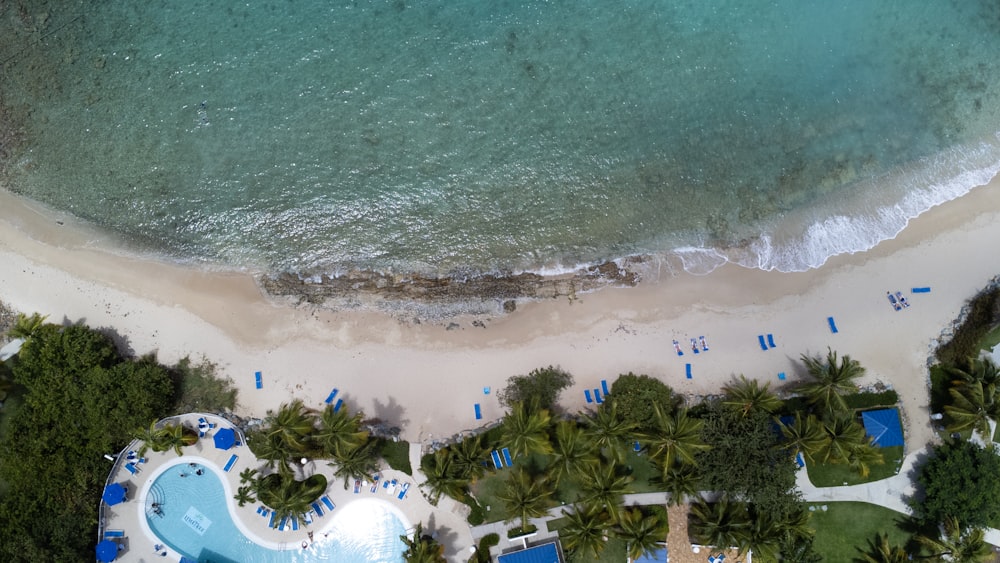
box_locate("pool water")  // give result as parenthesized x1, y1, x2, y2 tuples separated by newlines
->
(145, 463, 407, 562)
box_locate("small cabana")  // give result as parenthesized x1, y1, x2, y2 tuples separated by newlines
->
(861, 408, 904, 448)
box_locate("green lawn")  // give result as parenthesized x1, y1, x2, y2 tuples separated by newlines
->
(808, 502, 910, 562)
(807, 445, 904, 487)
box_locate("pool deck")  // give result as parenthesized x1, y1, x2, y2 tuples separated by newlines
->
(101, 413, 474, 562)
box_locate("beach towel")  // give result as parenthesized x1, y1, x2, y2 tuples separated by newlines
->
(758, 335, 768, 351)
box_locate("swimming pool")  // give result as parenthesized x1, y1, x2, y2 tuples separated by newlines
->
(144, 462, 408, 562)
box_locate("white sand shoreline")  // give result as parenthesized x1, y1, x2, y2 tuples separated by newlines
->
(2, 178, 1000, 449)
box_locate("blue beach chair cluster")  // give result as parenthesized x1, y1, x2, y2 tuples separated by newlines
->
(758, 333, 777, 351)
(585, 380, 611, 403)
(490, 447, 514, 470)
(324, 388, 345, 412)
(673, 336, 709, 356)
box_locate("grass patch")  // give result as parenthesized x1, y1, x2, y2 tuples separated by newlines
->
(375, 438, 412, 475)
(807, 446, 904, 487)
(169, 357, 237, 414)
(622, 450, 661, 493)
(809, 502, 910, 563)
(562, 536, 627, 563)
(470, 471, 515, 524)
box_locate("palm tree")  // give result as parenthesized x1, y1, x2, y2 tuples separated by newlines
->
(248, 429, 296, 475)
(560, 503, 610, 559)
(944, 381, 999, 443)
(778, 412, 827, 464)
(578, 462, 633, 523)
(615, 508, 668, 561)
(420, 448, 467, 503)
(400, 522, 446, 563)
(501, 402, 553, 457)
(329, 440, 380, 487)
(495, 469, 551, 531)
(646, 406, 709, 473)
(798, 348, 865, 415)
(689, 498, 749, 551)
(817, 415, 868, 465)
(722, 375, 782, 417)
(134, 421, 198, 456)
(265, 399, 317, 456)
(315, 403, 368, 459)
(239, 467, 259, 488)
(7, 312, 48, 340)
(658, 463, 702, 507)
(846, 442, 885, 478)
(915, 516, 993, 563)
(947, 358, 1000, 391)
(547, 421, 599, 487)
(259, 475, 319, 528)
(233, 485, 256, 507)
(855, 532, 909, 563)
(583, 403, 636, 465)
(449, 435, 488, 482)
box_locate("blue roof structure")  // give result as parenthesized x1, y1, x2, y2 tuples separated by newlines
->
(497, 541, 563, 563)
(634, 546, 669, 562)
(861, 408, 904, 448)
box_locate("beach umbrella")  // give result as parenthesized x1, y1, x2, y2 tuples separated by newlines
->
(95, 539, 118, 562)
(213, 427, 236, 450)
(102, 483, 127, 506)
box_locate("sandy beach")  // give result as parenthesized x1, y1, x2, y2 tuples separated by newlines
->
(2, 177, 1000, 450)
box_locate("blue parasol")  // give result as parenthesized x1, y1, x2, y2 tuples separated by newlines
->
(213, 427, 236, 450)
(102, 483, 127, 506)
(95, 539, 118, 562)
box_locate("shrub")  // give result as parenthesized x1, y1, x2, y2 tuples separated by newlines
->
(843, 390, 899, 410)
(465, 495, 487, 525)
(497, 366, 573, 412)
(914, 440, 1000, 527)
(472, 533, 500, 563)
(376, 438, 412, 475)
(169, 356, 237, 414)
(507, 524, 538, 538)
(936, 285, 1000, 369)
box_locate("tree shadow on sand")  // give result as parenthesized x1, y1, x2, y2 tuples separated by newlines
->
(365, 395, 409, 437)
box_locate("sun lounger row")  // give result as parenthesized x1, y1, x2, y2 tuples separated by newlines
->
(490, 447, 515, 469)
(758, 333, 777, 351)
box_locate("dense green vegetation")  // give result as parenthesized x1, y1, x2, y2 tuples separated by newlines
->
(913, 440, 1000, 529)
(497, 365, 573, 412)
(0, 323, 176, 562)
(935, 284, 1000, 368)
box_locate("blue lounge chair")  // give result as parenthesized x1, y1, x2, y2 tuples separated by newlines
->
(325, 388, 339, 404)
(256, 506, 264, 515)
(584, 389, 593, 403)
(483, 386, 491, 395)
(690, 337, 700, 354)
(758, 335, 768, 351)
(633, 440, 642, 453)
(334, 398, 344, 412)
(502, 447, 513, 467)
(491, 450, 503, 469)
(370, 474, 381, 492)
(321, 496, 335, 511)
(827, 316, 839, 334)
(268, 512, 276, 528)
(104, 530, 125, 539)
(912, 287, 931, 293)
(125, 462, 139, 475)
(474, 403, 482, 420)
(796, 452, 805, 468)
(304, 511, 313, 525)
(594, 389, 604, 404)
(601, 380, 610, 396)
(255, 371, 263, 389)
(278, 516, 288, 530)
(311, 502, 323, 516)
(398, 482, 410, 500)
(767, 333, 776, 348)
(223, 454, 238, 472)
(685, 363, 692, 379)
(291, 517, 299, 531)
(354, 479, 361, 494)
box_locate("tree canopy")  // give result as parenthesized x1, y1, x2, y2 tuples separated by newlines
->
(608, 372, 681, 432)
(497, 365, 573, 412)
(914, 440, 1000, 528)
(0, 323, 175, 562)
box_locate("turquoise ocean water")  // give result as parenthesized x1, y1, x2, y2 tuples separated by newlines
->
(2, 1, 999, 279)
